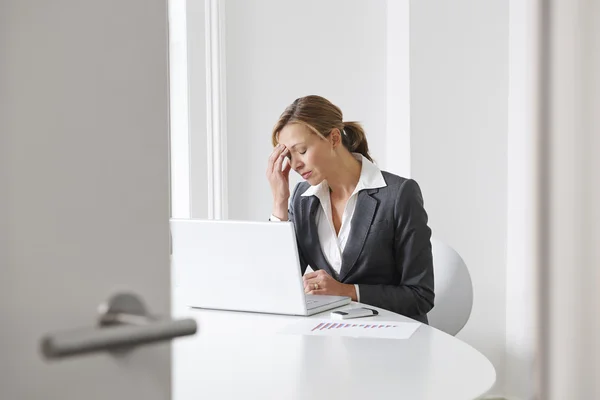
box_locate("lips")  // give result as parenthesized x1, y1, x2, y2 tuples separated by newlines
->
(301, 171, 312, 180)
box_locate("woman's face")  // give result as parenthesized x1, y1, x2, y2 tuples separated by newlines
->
(277, 123, 334, 185)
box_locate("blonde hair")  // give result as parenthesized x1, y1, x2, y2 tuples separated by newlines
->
(271, 95, 373, 162)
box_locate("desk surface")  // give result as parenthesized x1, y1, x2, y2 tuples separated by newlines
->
(172, 291, 495, 400)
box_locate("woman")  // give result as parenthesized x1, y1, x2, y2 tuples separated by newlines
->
(266, 95, 434, 323)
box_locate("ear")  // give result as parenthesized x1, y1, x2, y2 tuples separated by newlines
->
(329, 128, 342, 148)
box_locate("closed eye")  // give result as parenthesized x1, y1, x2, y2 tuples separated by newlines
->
(287, 149, 306, 159)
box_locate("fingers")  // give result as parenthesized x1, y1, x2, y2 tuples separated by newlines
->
(273, 147, 289, 174)
(267, 144, 288, 175)
(303, 276, 321, 287)
(304, 278, 319, 290)
(303, 270, 327, 280)
(304, 279, 322, 292)
(303, 277, 315, 290)
(282, 156, 292, 176)
(266, 145, 280, 175)
(303, 271, 330, 292)
(303, 270, 343, 296)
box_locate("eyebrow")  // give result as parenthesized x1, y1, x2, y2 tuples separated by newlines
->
(284, 143, 305, 159)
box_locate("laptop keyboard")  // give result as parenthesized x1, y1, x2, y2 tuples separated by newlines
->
(306, 299, 318, 305)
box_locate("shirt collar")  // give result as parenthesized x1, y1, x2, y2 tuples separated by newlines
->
(300, 153, 387, 198)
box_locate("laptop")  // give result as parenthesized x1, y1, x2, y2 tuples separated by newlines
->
(170, 219, 351, 316)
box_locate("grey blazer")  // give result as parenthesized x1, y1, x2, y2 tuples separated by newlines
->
(289, 172, 435, 324)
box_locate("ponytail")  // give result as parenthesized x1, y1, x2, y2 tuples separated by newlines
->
(341, 121, 373, 162)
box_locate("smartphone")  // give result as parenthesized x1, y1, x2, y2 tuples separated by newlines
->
(330, 307, 379, 320)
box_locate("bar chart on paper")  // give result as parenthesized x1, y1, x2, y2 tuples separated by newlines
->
(280, 319, 421, 339)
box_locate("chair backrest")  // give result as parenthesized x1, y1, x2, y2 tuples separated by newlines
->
(427, 237, 473, 336)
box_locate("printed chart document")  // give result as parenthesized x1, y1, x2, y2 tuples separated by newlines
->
(280, 319, 421, 340)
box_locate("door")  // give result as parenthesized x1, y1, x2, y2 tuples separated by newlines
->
(0, 0, 185, 399)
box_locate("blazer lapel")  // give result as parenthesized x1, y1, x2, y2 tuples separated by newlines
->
(338, 189, 378, 281)
(303, 195, 338, 278)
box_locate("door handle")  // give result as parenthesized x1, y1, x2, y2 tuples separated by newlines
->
(40, 292, 197, 360)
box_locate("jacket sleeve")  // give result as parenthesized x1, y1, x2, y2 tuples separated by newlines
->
(357, 179, 435, 320)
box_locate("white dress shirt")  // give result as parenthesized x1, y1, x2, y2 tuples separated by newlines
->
(271, 153, 387, 302)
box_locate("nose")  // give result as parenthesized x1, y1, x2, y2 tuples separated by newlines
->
(290, 155, 303, 172)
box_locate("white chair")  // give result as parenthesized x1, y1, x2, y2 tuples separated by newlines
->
(427, 237, 473, 336)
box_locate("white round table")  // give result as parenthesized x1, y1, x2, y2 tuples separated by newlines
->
(172, 292, 495, 400)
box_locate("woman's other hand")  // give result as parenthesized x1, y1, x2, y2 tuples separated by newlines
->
(303, 269, 357, 301)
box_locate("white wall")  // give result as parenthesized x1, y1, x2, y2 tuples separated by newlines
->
(410, 0, 508, 395)
(222, 0, 388, 221)
(506, 1, 539, 398)
(169, 0, 193, 219)
(187, 0, 209, 219)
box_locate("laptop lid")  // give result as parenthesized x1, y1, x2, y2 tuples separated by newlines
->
(170, 219, 308, 315)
